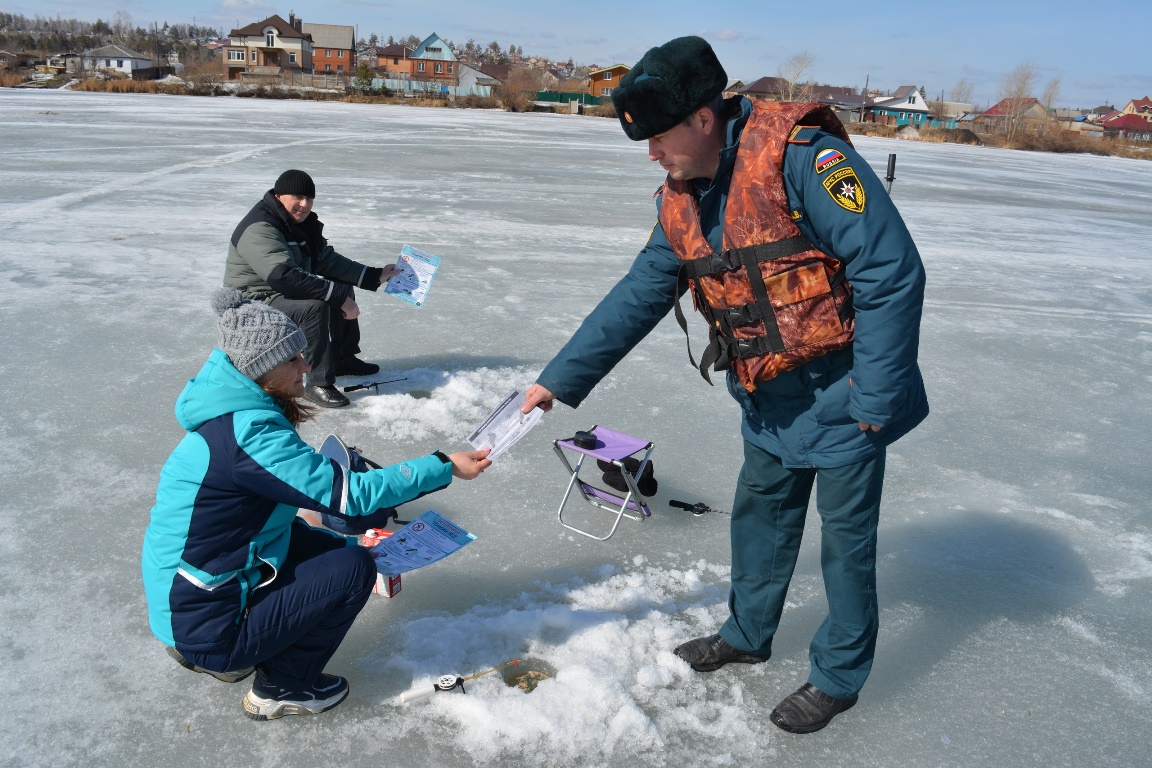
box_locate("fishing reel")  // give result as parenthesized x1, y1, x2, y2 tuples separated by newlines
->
(398, 660, 519, 705)
(436, 674, 467, 694)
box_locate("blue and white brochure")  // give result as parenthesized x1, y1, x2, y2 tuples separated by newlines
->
(384, 244, 440, 307)
(369, 510, 475, 577)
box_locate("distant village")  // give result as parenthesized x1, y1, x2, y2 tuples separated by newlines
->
(3, 11, 1150, 147)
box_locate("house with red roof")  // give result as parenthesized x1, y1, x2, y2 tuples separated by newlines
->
(973, 97, 1050, 134)
(1102, 113, 1152, 141)
(1121, 96, 1152, 117)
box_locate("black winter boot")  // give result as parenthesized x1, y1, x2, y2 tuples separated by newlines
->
(673, 633, 770, 672)
(335, 357, 380, 377)
(769, 683, 858, 734)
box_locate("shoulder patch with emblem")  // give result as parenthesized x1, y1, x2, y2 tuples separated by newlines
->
(787, 125, 820, 144)
(814, 148, 846, 174)
(822, 166, 866, 213)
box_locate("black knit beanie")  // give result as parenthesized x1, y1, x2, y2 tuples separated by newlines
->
(273, 169, 316, 198)
(611, 36, 728, 141)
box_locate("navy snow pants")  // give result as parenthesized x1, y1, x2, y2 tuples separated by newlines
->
(192, 520, 376, 691)
(719, 440, 885, 699)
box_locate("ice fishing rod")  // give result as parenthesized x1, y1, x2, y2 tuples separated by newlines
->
(669, 499, 728, 516)
(343, 377, 407, 394)
(398, 660, 520, 705)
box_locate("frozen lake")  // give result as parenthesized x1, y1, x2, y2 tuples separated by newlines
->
(0, 90, 1150, 767)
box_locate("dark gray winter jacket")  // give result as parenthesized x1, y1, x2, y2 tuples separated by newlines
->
(224, 190, 383, 306)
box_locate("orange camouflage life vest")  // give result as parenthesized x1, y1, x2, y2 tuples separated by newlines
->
(659, 100, 856, 392)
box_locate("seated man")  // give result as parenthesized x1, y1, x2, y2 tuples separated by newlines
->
(224, 169, 398, 408)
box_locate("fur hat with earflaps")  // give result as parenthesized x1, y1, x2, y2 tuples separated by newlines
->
(610, 36, 728, 141)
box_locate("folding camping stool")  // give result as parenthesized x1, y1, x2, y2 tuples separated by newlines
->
(553, 426, 655, 541)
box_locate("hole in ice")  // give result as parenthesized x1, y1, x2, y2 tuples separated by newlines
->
(501, 657, 555, 693)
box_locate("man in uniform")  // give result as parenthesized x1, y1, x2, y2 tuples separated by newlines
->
(520, 37, 928, 733)
(225, 169, 397, 408)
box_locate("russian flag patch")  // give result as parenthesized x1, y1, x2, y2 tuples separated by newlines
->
(815, 148, 846, 173)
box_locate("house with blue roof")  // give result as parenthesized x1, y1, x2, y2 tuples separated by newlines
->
(373, 33, 493, 97)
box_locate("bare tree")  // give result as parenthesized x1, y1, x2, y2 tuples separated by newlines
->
(112, 11, 133, 46)
(1040, 75, 1062, 134)
(998, 61, 1038, 142)
(777, 51, 815, 101)
(949, 78, 974, 107)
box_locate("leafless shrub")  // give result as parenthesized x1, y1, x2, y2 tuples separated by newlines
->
(844, 123, 896, 139)
(498, 89, 534, 112)
(73, 77, 162, 93)
(495, 66, 543, 112)
(1006, 130, 1117, 156)
(584, 101, 616, 119)
(918, 127, 983, 145)
(454, 95, 499, 109)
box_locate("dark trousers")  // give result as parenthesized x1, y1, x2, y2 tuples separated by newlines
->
(719, 440, 886, 699)
(195, 521, 376, 690)
(270, 289, 361, 387)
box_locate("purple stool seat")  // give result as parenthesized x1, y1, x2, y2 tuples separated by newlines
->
(553, 425, 655, 541)
(555, 426, 651, 462)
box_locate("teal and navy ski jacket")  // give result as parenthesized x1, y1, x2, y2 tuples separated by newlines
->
(537, 97, 928, 468)
(142, 349, 453, 653)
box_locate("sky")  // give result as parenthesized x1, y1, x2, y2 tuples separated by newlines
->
(10, 0, 1152, 109)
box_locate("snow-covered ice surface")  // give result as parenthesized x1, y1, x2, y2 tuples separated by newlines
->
(1, 91, 1150, 767)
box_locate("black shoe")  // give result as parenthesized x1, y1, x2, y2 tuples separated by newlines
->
(596, 456, 658, 497)
(242, 671, 349, 721)
(770, 683, 858, 734)
(303, 385, 350, 408)
(335, 357, 380, 377)
(673, 633, 770, 672)
(166, 646, 254, 684)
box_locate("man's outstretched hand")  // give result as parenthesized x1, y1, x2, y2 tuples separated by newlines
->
(521, 384, 555, 414)
(378, 264, 401, 286)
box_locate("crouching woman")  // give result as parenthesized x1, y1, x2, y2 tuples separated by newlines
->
(142, 288, 490, 721)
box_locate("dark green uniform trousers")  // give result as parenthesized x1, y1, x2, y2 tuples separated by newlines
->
(719, 440, 885, 699)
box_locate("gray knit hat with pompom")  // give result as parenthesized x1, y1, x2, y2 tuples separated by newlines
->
(211, 288, 307, 381)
